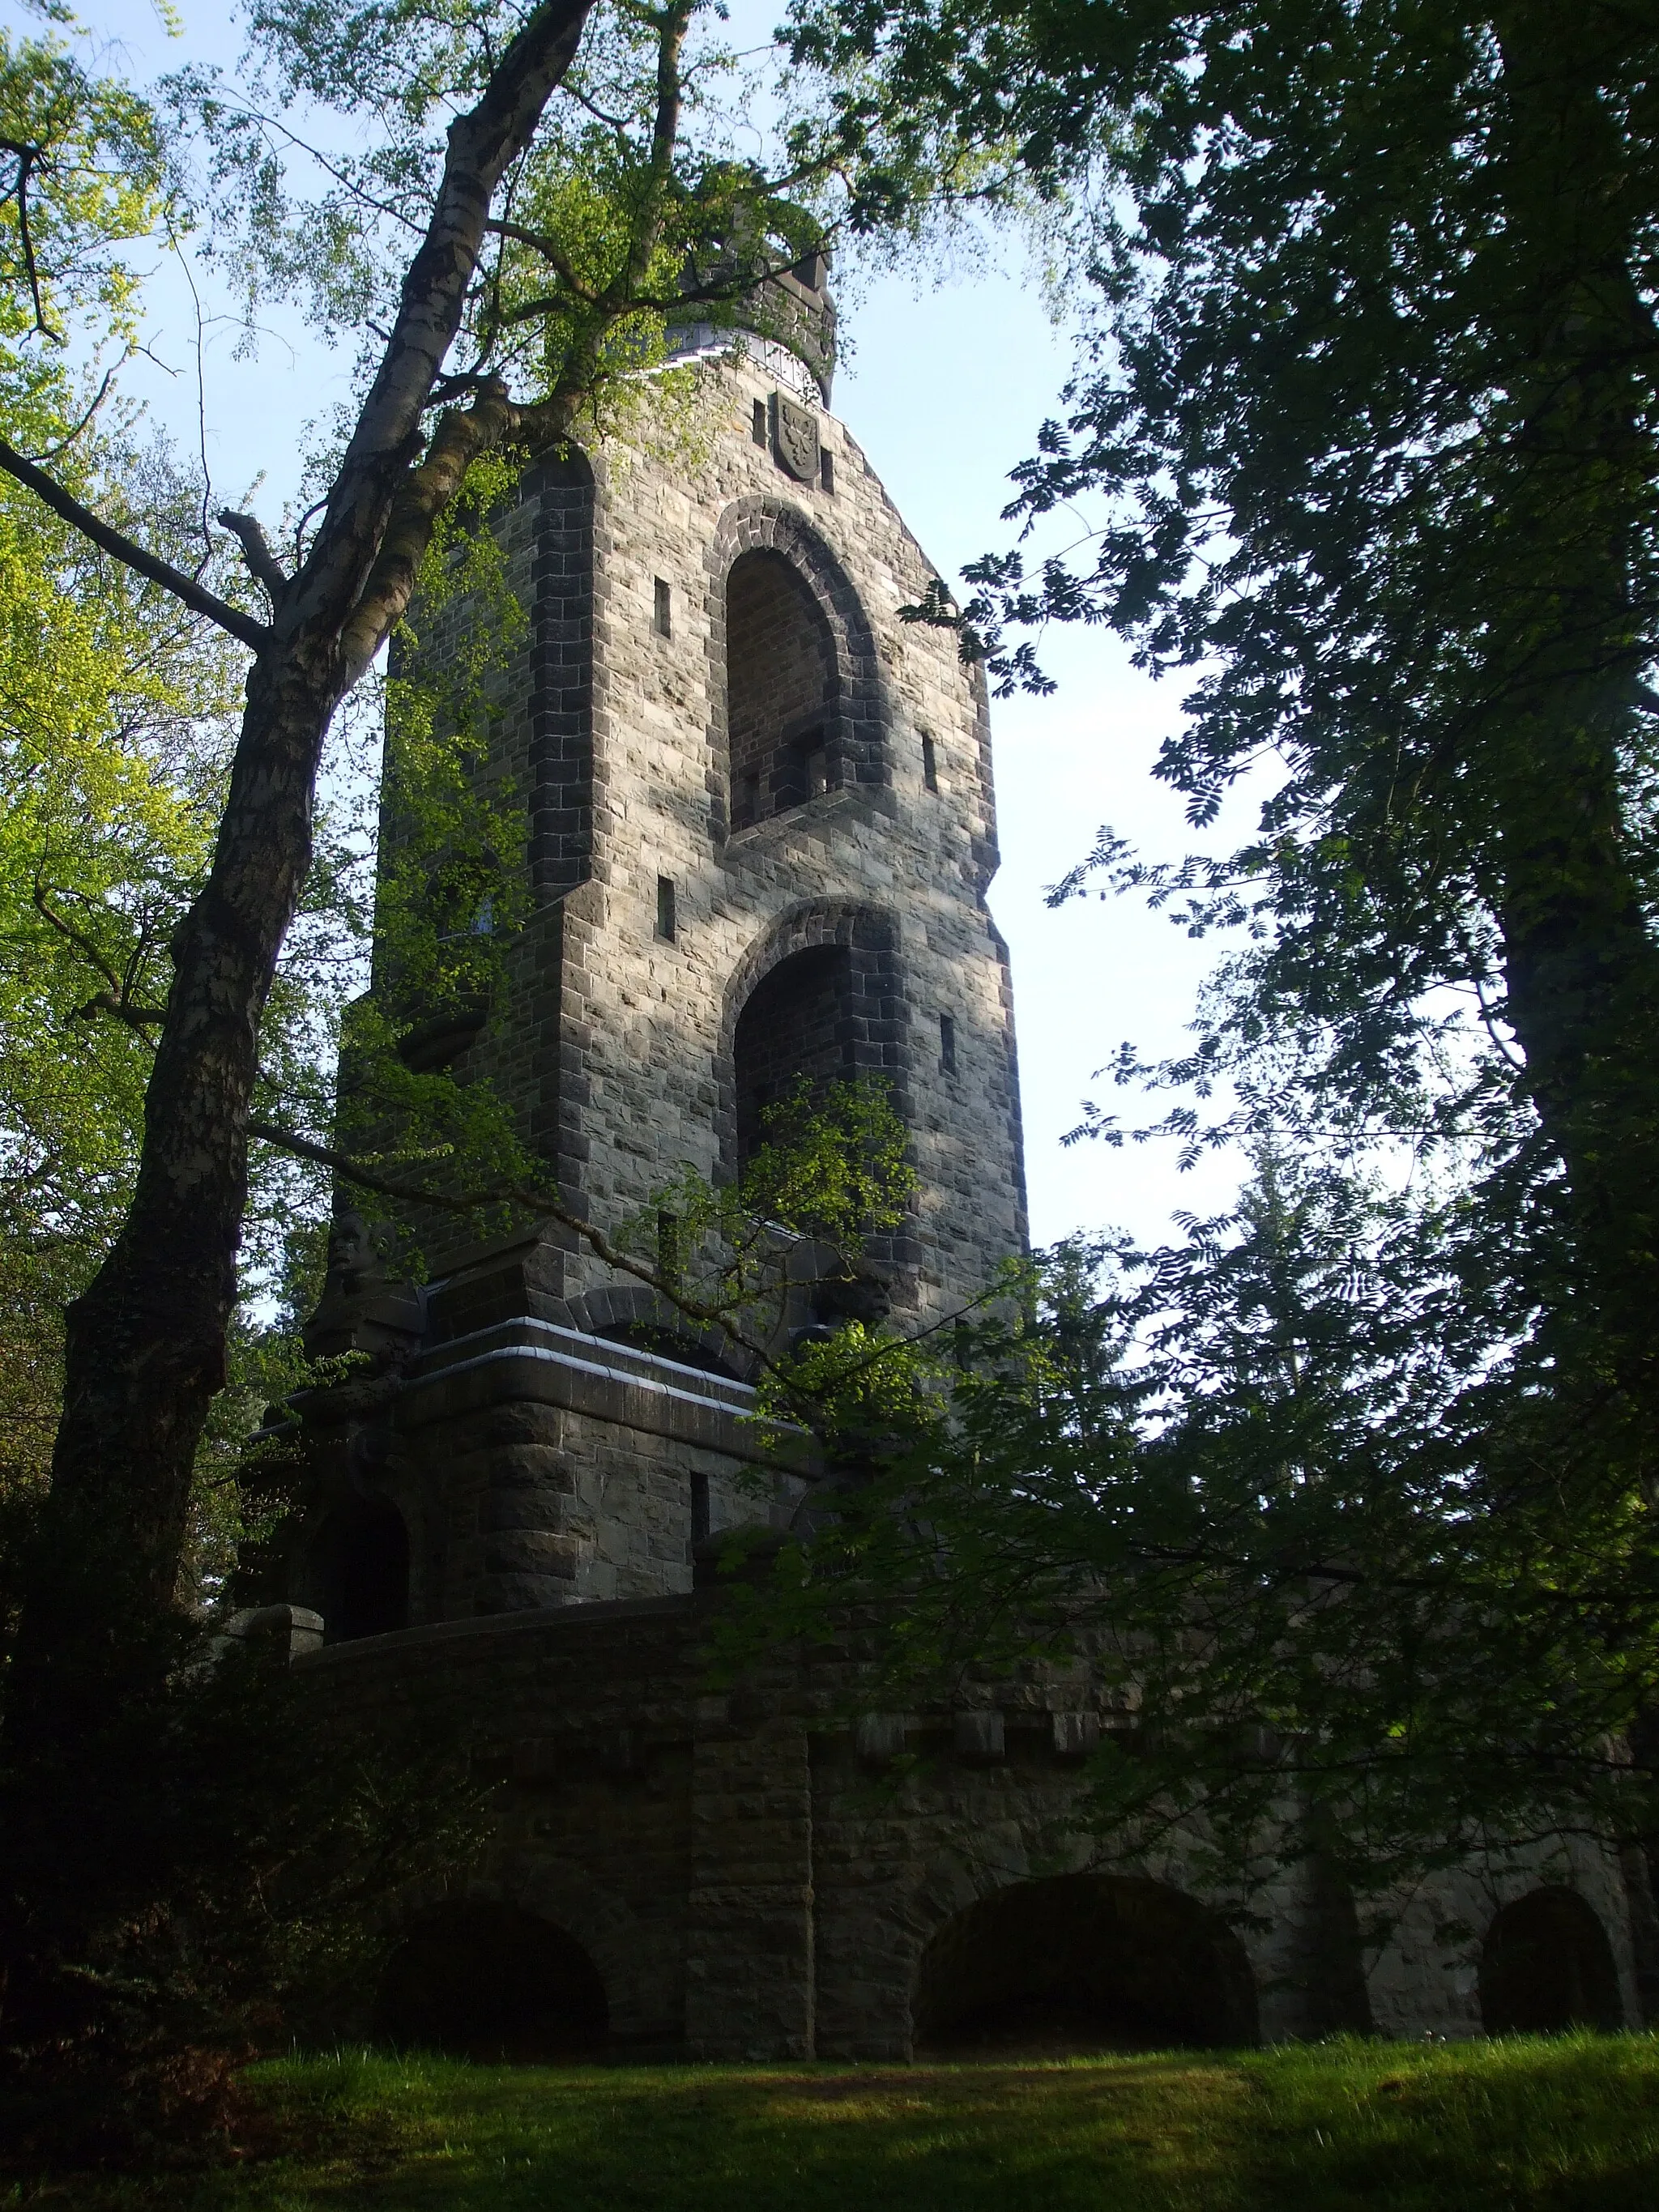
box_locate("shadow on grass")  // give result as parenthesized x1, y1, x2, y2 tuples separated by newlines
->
(13, 2035, 1659, 2212)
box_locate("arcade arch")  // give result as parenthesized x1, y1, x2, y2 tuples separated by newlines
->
(913, 1873, 1259, 2055)
(1479, 1887, 1622, 2034)
(373, 1901, 609, 2060)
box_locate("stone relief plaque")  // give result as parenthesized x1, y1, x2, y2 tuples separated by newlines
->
(772, 391, 821, 484)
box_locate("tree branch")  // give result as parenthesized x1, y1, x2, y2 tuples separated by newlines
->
(312, 1, 595, 558)
(482, 215, 599, 300)
(32, 882, 125, 999)
(215, 508, 288, 602)
(335, 381, 535, 685)
(31, 365, 120, 462)
(33, 884, 168, 1031)
(74, 991, 170, 1031)
(0, 439, 272, 650)
(245, 1115, 756, 1348)
(290, 0, 596, 679)
(0, 139, 62, 343)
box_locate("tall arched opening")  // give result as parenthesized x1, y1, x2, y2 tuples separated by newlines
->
(303, 1497, 410, 1643)
(726, 910, 906, 1172)
(1479, 1888, 1622, 2034)
(733, 942, 853, 1166)
(913, 1873, 1259, 2056)
(724, 548, 838, 829)
(374, 1902, 610, 2061)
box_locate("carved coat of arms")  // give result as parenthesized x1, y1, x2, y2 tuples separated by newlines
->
(773, 393, 821, 484)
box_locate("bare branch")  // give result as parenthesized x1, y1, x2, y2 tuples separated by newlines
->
(424, 369, 497, 408)
(0, 139, 63, 343)
(30, 365, 120, 462)
(246, 1115, 778, 1371)
(0, 438, 272, 650)
(74, 991, 170, 1031)
(482, 215, 599, 302)
(215, 508, 289, 602)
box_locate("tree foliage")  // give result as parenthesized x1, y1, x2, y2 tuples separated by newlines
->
(0, 32, 254, 1533)
(747, 0, 1659, 1894)
(724, 1152, 1659, 1903)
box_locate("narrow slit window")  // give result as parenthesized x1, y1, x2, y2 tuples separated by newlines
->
(819, 448, 835, 494)
(752, 397, 768, 446)
(940, 1012, 957, 1075)
(653, 577, 672, 637)
(922, 734, 939, 792)
(655, 875, 676, 943)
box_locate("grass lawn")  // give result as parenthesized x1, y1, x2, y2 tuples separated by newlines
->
(13, 2034, 1659, 2211)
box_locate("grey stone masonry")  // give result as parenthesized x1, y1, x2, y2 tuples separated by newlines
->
(296, 1594, 1648, 2059)
(416, 337, 1027, 1325)
(267, 303, 1653, 2069)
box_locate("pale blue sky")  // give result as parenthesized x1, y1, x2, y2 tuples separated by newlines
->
(24, 0, 1249, 1250)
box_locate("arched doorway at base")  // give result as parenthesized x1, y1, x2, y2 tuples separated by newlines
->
(1479, 1887, 1622, 2034)
(914, 1873, 1259, 2056)
(374, 1901, 609, 2061)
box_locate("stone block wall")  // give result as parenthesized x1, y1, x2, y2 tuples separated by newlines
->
(409, 340, 1026, 1327)
(335, 1320, 808, 1623)
(283, 312, 1646, 2076)
(295, 1589, 1646, 2058)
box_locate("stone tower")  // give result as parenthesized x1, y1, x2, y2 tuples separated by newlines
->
(423, 259, 1026, 1340)
(280, 262, 1027, 1632)
(265, 268, 1645, 2062)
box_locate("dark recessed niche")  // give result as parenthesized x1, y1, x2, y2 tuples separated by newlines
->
(820, 449, 835, 494)
(733, 943, 850, 1167)
(752, 397, 767, 446)
(1480, 1888, 1621, 2033)
(940, 1012, 957, 1075)
(653, 576, 672, 636)
(914, 1873, 1259, 2056)
(724, 548, 838, 829)
(303, 1497, 410, 1643)
(396, 999, 488, 1073)
(922, 733, 939, 792)
(656, 875, 677, 943)
(374, 1903, 609, 2061)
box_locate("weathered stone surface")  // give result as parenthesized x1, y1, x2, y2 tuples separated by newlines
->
(953, 1711, 1005, 1765)
(270, 314, 1646, 2063)
(1051, 1711, 1100, 1760)
(292, 1596, 1645, 2056)
(855, 1713, 907, 1767)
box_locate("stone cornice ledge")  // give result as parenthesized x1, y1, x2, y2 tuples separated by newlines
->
(393, 1315, 810, 1470)
(294, 1590, 699, 1668)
